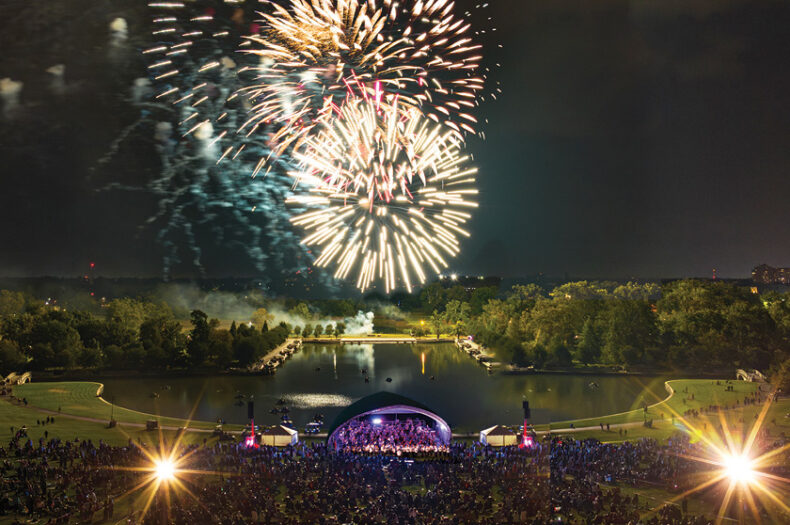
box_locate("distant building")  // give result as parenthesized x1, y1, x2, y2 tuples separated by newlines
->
(752, 264, 790, 285)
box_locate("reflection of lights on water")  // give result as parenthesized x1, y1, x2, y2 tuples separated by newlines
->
(154, 459, 176, 481)
(278, 393, 352, 409)
(421, 352, 425, 375)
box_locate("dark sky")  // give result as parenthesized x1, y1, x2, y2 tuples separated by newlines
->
(1, 0, 789, 280)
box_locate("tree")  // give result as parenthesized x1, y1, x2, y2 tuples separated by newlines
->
(302, 323, 313, 338)
(288, 302, 312, 320)
(469, 287, 498, 315)
(140, 316, 186, 368)
(657, 280, 777, 368)
(526, 342, 548, 369)
(548, 339, 573, 368)
(251, 308, 274, 329)
(505, 284, 543, 315)
(429, 310, 444, 339)
(29, 319, 82, 369)
(419, 282, 446, 312)
(187, 310, 211, 367)
(0, 339, 26, 375)
(524, 298, 577, 347)
(313, 324, 323, 337)
(324, 324, 335, 338)
(208, 329, 234, 369)
(335, 322, 346, 338)
(107, 298, 171, 334)
(612, 282, 660, 301)
(494, 337, 527, 366)
(233, 336, 263, 367)
(78, 345, 103, 368)
(261, 321, 269, 333)
(0, 290, 26, 318)
(602, 300, 657, 365)
(444, 300, 471, 325)
(445, 285, 468, 303)
(293, 325, 301, 337)
(769, 357, 790, 393)
(576, 319, 602, 364)
(551, 281, 610, 301)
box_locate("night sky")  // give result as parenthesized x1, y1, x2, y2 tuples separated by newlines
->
(1, 0, 789, 280)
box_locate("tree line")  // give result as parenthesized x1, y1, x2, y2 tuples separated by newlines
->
(399, 280, 789, 374)
(1, 279, 789, 378)
(0, 292, 288, 373)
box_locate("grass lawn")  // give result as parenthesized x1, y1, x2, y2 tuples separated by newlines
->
(0, 396, 221, 448)
(12, 381, 243, 431)
(551, 379, 762, 429)
(550, 379, 790, 446)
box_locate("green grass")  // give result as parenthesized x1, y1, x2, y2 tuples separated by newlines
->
(550, 379, 762, 429)
(0, 397, 220, 448)
(550, 379, 790, 446)
(13, 381, 241, 431)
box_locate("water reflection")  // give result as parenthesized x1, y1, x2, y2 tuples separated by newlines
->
(101, 343, 669, 432)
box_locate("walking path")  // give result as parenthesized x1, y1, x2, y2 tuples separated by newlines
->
(249, 338, 301, 372)
(304, 336, 455, 344)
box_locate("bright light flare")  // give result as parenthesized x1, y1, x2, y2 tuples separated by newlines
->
(722, 453, 755, 484)
(645, 383, 790, 524)
(154, 459, 176, 481)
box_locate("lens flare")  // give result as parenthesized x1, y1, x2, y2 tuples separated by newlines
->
(723, 453, 755, 484)
(154, 459, 176, 481)
(287, 96, 477, 292)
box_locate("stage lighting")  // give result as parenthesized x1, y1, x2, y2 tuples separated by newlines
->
(723, 454, 755, 484)
(154, 459, 176, 481)
(372, 417, 382, 425)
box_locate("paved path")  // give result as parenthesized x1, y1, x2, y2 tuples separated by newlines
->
(249, 338, 301, 371)
(304, 337, 455, 344)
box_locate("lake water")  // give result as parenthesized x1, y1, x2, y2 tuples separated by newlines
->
(101, 343, 670, 432)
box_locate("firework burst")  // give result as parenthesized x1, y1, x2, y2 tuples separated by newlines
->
(238, 0, 485, 156)
(287, 96, 478, 293)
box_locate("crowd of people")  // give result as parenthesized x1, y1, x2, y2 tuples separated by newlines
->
(0, 434, 547, 525)
(1, 424, 787, 524)
(550, 434, 789, 524)
(330, 418, 449, 455)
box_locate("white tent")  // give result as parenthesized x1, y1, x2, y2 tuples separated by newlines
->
(260, 425, 299, 447)
(479, 425, 517, 446)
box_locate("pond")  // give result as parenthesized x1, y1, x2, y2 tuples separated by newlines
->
(101, 343, 670, 432)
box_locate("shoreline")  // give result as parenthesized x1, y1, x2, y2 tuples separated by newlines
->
(11, 378, 774, 444)
(21, 337, 730, 380)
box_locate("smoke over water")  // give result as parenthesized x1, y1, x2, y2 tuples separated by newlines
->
(153, 284, 376, 334)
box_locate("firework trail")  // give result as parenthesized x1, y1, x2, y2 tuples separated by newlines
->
(98, 0, 328, 287)
(287, 97, 478, 293)
(239, 0, 486, 159)
(136, 1, 496, 291)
